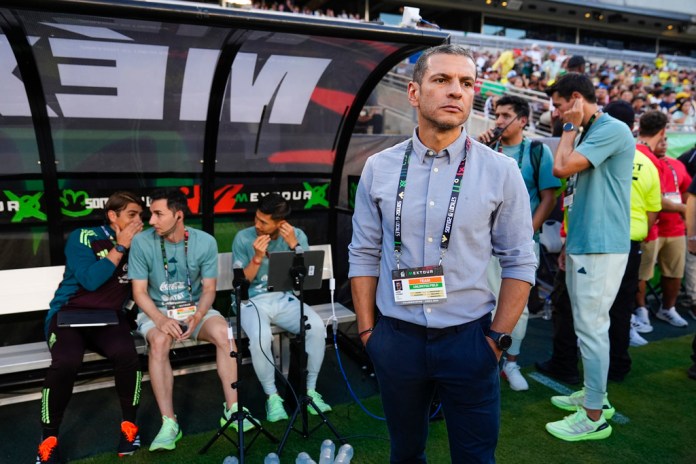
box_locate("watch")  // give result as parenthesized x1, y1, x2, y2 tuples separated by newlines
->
(562, 122, 578, 132)
(487, 329, 513, 351)
(114, 244, 128, 254)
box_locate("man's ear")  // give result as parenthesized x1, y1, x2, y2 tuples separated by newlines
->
(107, 210, 117, 224)
(407, 81, 420, 108)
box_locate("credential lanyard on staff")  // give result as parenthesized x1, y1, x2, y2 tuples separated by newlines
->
(393, 137, 471, 269)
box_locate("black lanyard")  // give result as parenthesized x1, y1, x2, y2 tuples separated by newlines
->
(160, 230, 192, 298)
(393, 137, 471, 268)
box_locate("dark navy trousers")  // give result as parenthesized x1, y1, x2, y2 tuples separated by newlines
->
(366, 314, 499, 464)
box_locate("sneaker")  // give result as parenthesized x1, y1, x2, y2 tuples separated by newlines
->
(630, 314, 653, 333)
(501, 360, 529, 391)
(36, 436, 61, 464)
(117, 421, 140, 456)
(221, 402, 255, 432)
(550, 388, 615, 420)
(307, 390, 332, 415)
(629, 327, 649, 347)
(634, 306, 651, 326)
(545, 408, 612, 442)
(656, 307, 689, 327)
(265, 394, 289, 422)
(148, 416, 182, 452)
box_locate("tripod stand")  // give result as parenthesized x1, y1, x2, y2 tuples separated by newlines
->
(276, 249, 344, 455)
(199, 267, 278, 462)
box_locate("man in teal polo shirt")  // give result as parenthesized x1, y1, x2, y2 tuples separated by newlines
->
(544, 73, 634, 441)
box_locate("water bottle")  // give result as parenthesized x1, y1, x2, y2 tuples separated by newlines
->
(542, 297, 553, 321)
(296, 451, 314, 464)
(222, 456, 239, 464)
(264, 452, 281, 464)
(318, 439, 335, 464)
(334, 444, 354, 464)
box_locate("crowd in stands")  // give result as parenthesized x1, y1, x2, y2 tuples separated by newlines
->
(249, 1, 362, 20)
(476, 46, 696, 131)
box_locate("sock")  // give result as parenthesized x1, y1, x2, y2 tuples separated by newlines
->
(42, 427, 59, 441)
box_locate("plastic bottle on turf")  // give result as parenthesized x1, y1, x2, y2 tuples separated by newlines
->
(318, 439, 335, 464)
(222, 456, 239, 464)
(334, 444, 354, 463)
(264, 452, 281, 464)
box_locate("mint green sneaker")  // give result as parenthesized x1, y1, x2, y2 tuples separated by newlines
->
(545, 408, 612, 441)
(149, 416, 182, 451)
(265, 394, 289, 422)
(307, 390, 332, 415)
(550, 388, 615, 420)
(221, 402, 255, 432)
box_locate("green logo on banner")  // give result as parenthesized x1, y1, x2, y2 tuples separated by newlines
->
(60, 189, 93, 218)
(4, 191, 46, 222)
(303, 182, 329, 209)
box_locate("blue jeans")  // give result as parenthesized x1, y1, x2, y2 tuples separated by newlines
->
(366, 315, 499, 464)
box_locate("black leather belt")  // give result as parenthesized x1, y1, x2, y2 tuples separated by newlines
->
(383, 314, 489, 339)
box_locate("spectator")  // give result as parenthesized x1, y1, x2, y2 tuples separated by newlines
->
(565, 55, 586, 74)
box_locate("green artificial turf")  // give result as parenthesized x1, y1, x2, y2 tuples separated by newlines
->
(74, 335, 696, 464)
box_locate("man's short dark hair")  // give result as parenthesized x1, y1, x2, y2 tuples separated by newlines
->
(603, 100, 635, 131)
(412, 44, 476, 85)
(638, 110, 668, 137)
(545, 72, 597, 103)
(495, 95, 531, 120)
(150, 188, 191, 216)
(258, 193, 291, 220)
(104, 191, 144, 224)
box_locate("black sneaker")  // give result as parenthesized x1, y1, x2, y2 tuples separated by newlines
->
(36, 436, 61, 464)
(117, 421, 141, 456)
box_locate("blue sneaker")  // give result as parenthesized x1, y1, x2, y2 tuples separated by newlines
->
(149, 416, 182, 451)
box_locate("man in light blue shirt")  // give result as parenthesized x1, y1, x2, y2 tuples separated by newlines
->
(349, 44, 537, 463)
(544, 73, 633, 442)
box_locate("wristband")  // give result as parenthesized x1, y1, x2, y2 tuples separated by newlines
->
(252, 256, 262, 265)
(688, 236, 696, 241)
(358, 327, 374, 338)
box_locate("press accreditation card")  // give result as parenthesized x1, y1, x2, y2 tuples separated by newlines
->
(166, 302, 197, 321)
(391, 265, 447, 305)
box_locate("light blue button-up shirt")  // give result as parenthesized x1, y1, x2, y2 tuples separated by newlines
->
(348, 128, 537, 328)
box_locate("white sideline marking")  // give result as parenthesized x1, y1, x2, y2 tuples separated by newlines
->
(528, 372, 630, 425)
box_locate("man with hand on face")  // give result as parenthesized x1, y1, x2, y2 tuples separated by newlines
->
(543, 73, 633, 442)
(349, 44, 537, 463)
(129, 188, 252, 452)
(479, 95, 561, 392)
(36, 192, 144, 464)
(231, 193, 331, 423)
